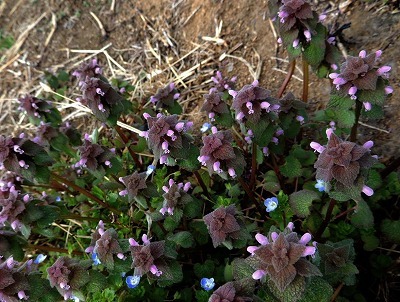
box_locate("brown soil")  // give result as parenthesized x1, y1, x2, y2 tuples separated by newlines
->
(0, 0, 399, 162)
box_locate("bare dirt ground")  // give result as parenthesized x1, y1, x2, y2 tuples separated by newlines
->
(0, 0, 399, 162)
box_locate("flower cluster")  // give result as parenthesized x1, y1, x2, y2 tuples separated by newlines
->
(75, 136, 114, 171)
(150, 83, 180, 110)
(0, 256, 30, 301)
(17, 95, 52, 120)
(47, 256, 89, 300)
(160, 178, 191, 215)
(119, 171, 147, 199)
(198, 128, 245, 178)
(230, 80, 278, 124)
(211, 71, 236, 92)
(311, 130, 376, 194)
(141, 113, 193, 164)
(203, 205, 241, 248)
(247, 223, 321, 292)
(72, 58, 102, 85)
(129, 234, 165, 278)
(329, 50, 393, 111)
(0, 186, 28, 232)
(201, 89, 230, 121)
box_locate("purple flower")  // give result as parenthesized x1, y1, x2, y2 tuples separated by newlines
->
(200, 277, 215, 291)
(209, 281, 252, 302)
(201, 89, 230, 120)
(0, 186, 26, 232)
(76, 138, 114, 171)
(0, 257, 30, 301)
(211, 71, 236, 91)
(119, 172, 147, 199)
(203, 205, 241, 248)
(150, 83, 180, 109)
(93, 228, 124, 270)
(264, 197, 279, 212)
(277, 0, 313, 31)
(159, 179, 191, 216)
(72, 58, 102, 85)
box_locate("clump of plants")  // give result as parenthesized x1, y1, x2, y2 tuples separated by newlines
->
(0, 1, 399, 301)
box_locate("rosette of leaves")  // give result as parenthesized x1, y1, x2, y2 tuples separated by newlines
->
(47, 256, 90, 300)
(17, 95, 62, 126)
(211, 70, 237, 92)
(313, 132, 376, 194)
(198, 129, 245, 179)
(142, 114, 199, 170)
(246, 224, 321, 295)
(209, 280, 254, 302)
(74, 60, 130, 125)
(75, 138, 115, 173)
(93, 228, 125, 270)
(203, 205, 242, 248)
(33, 122, 76, 155)
(159, 179, 192, 216)
(201, 88, 233, 127)
(0, 135, 53, 183)
(315, 239, 358, 286)
(150, 83, 182, 114)
(0, 256, 30, 301)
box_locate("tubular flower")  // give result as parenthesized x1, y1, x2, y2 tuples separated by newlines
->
(150, 83, 180, 110)
(211, 70, 237, 92)
(93, 228, 124, 270)
(209, 281, 253, 302)
(0, 257, 30, 301)
(119, 172, 147, 199)
(248, 224, 321, 292)
(75, 138, 114, 171)
(201, 89, 230, 121)
(0, 186, 26, 232)
(160, 179, 191, 215)
(313, 132, 376, 188)
(203, 205, 241, 248)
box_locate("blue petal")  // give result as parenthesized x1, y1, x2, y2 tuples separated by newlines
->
(126, 275, 141, 289)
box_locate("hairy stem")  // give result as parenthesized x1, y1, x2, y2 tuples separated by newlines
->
(115, 125, 143, 169)
(277, 60, 296, 98)
(350, 100, 362, 142)
(51, 172, 122, 215)
(249, 142, 258, 190)
(330, 282, 344, 302)
(315, 198, 336, 240)
(302, 58, 309, 102)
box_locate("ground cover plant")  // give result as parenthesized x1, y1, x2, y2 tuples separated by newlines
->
(0, 1, 399, 301)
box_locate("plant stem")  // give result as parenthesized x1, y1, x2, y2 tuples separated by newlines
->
(193, 170, 212, 200)
(27, 244, 84, 256)
(315, 198, 336, 240)
(238, 177, 264, 216)
(277, 60, 296, 98)
(381, 156, 400, 179)
(350, 100, 362, 142)
(249, 142, 257, 190)
(332, 206, 356, 221)
(302, 58, 309, 102)
(60, 213, 109, 223)
(51, 172, 122, 215)
(115, 125, 143, 169)
(330, 282, 344, 302)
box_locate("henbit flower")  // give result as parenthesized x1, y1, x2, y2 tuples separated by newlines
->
(75, 138, 114, 171)
(203, 205, 241, 248)
(72, 58, 102, 85)
(85, 220, 104, 254)
(201, 89, 230, 120)
(17, 95, 53, 119)
(313, 132, 376, 188)
(93, 228, 124, 270)
(264, 197, 279, 212)
(126, 275, 141, 289)
(150, 82, 180, 109)
(0, 257, 30, 301)
(315, 179, 327, 192)
(211, 71, 237, 91)
(119, 172, 147, 199)
(200, 277, 215, 291)
(160, 179, 191, 215)
(0, 186, 26, 232)
(248, 227, 321, 292)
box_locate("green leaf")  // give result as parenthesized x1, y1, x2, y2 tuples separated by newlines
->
(303, 23, 327, 68)
(130, 137, 147, 153)
(194, 259, 215, 279)
(169, 231, 194, 248)
(336, 109, 355, 129)
(351, 199, 374, 229)
(328, 94, 354, 110)
(157, 260, 183, 287)
(298, 277, 333, 302)
(183, 197, 203, 219)
(231, 258, 254, 280)
(27, 273, 61, 302)
(280, 156, 302, 178)
(381, 219, 400, 244)
(166, 101, 183, 115)
(289, 190, 319, 218)
(358, 78, 386, 105)
(247, 119, 276, 146)
(361, 103, 384, 119)
(36, 205, 60, 228)
(215, 112, 233, 127)
(268, 275, 306, 302)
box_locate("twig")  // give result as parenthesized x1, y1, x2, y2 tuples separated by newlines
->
(330, 282, 344, 302)
(90, 11, 107, 38)
(302, 58, 309, 102)
(277, 60, 296, 98)
(350, 100, 362, 142)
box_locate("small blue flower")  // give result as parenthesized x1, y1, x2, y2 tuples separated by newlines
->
(200, 277, 215, 291)
(264, 197, 278, 212)
(91, 252, 101, 265)
(200, 123, 212, 133)
(126, 275, 141, 289)
(34, 254, 47, 264)
(146, 165, 156, 176)
(55, 196, 62, 202)
(315, 179, 327, 192)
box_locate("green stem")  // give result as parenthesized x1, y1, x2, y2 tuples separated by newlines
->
(60, 213, 110, 223)
(302, 58, 309, 102)
(315, 198, 336, 240)
(51, 172, 122, 215)
(115, 126, 143, 169)
(277, 60, 296, 98)
(350, 100, 362, 142)
(249, 142, 257, 190)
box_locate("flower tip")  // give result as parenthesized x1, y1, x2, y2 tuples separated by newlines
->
(362, 185, 374, 196)
(252, 270, 266, 280)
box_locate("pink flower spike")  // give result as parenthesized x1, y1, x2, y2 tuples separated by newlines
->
(98, 228, 105, 236)
(310, 142, 325, 153)
(139, 131, 148, 139)
(260, 102, 270, 110)
(162, 186, 169, 193)
(302, 246, 316, 257)
(18, 291, 28, 300)
(348, 86, 358, 95)
(173, 93, 180, 100)
(333, 77, 346, 85)
(169, 83, 175, 90)
(228, 90, 237, 97)
(236, 112, 245, 121)
(277, 37, 282, 44)
(319, 14, 327, 21)
(117, 253, 125, 260)
(169, 179, 175, 186)
(359, 50, 367, 58)
(252, 269, 266, 280)
(183, 182, 191, 192)
(129, 238, 139, 246)
(299, 233, 312, 245)
(167, 130, 175, 137)
(293, 39, 300, 48)
(160, 155, 168, 164)
(363, 102, 372, 111)
(213, 161, 222, 173)
(286, 222, 294, 231)
(185, 121, 193, 130)
(247, 246, 259, 255)
(255, 233, 269, 245)
(167, 207, 174, 215)
(228, 168, 236, 178)
(363, 140, 374, 150)
(385, 86, 393, 95)
(271, 232, 279, 241)
(304, 30, 311, 41)
(362, 185, 374, 196)
(209, 112, 215, 120)
(159, 207, 167, 215)
(162, 141, 169, 153)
